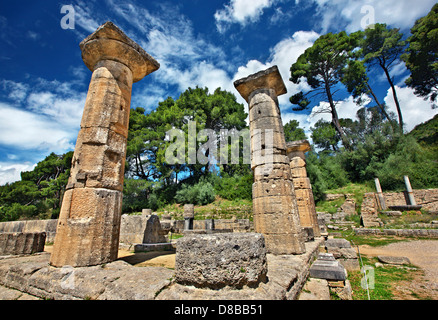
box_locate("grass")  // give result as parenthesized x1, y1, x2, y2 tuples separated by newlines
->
(349, 256, 419, 300)
(151, 197, 253, 221)
(378, 210, 438, 229)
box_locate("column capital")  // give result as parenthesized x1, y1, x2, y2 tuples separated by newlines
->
(233, 65, 287, 102)
(80, 21, 160, 82)
(286, 139, 311, 159)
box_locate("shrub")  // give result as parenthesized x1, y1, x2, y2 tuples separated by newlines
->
(175, 180, 216, 205)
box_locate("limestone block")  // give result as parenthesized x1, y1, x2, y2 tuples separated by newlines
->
(68, 130, 127, 191)
(309, 259, 346, 281)
(0, 232, 46, 256)
(251, 116, 285, 133)
(292, 177, 312, 190)
(251, 153, 289, 169)
(249, 96, 281, 122)
(80, 22, 160, 82)
(262, 233, 305, 255)
(175, 233, 267, 289)
(291, 167, 307, 178)
(251, 129, 286, 152)
(253, 164, 292, 182)
(253, 179, 294, 198)
(50, 188, 122, 267)
(183, 204, 194, 218)
(142, 215, 167, 244)
(289, 156, 306, 168)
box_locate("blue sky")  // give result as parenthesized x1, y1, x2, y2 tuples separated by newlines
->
(1, 0, 437, 185)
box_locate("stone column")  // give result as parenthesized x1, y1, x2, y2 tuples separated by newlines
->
(50, 22, 159, 267)
(234, 66, 305, 255)
(183, 204, 195, 231)
(286, 140, 320, 237)
(403, 175, 417, 206)
(374, 178, 387, 210)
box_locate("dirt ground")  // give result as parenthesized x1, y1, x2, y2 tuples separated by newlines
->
(117, 249, 176, 268)
(44, 245, 176, 269)
(358, 240, 438, 300)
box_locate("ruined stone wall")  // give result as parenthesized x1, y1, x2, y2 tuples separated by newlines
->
(0, 220, 57, 243)
(383, 189, 438, 212)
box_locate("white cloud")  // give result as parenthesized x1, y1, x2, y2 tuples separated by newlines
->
(0, 102, 76, 152)
(0, 162, 36, 186)
(215, 0, 276, 32)
(384, 86, 438, 132)
(310, 0, 437, 33)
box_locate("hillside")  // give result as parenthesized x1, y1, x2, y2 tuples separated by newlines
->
(408, 113, 438, 147)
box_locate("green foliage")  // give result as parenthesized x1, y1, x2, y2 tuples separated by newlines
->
(402, 3, 438, 106)
(175, 179, 216, 205)
(306, 150, 349, 202)
(0, 152, 72, 221)
(283, 119, 307, 142)
(214, 173, 253, 201)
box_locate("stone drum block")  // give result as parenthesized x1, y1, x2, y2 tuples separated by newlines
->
(175, 233, 267, 289)
(0, 232, 46, 256)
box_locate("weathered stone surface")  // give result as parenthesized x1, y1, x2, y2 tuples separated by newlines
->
(50, 188, 122, 267)
(0, 220, 57, 244)
(360, 193, 383, 227)
(119, 214, 167, 245)
(299, 278, 330, 300)
(325, 238, 352, 249)
(158, 237, 323, 300)
(183, 204, 195, 218)
(50, 22, 159, 267)
(0, 253, 173, 300)
(0, 232, 45, 256)
(234, 67, 305, 255)
(309, 259, 347, 281)
(175, 233, 267, 289)
(80, 21, 159, 82)
(234, 66, 286, 103)
(377, 255, 411, 265)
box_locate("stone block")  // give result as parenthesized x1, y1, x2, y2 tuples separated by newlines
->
(0, 232, 46, 256)
(309, 259, 347, 281)
(175, 233, 267, 289)
(325, 238, 352, 249)
(291, 167, 307, 178)
(183, 204, 194, 218)
(50, 188, 122, 267)
(292, 177, 312, 190)
(249, 97, 281, 122)
(289, 156, 306, 168)
(252, 179, 294, 198)
(233, 66, 287, 103)
(253, 163, 292, 181)
(377, 255, 411, 265)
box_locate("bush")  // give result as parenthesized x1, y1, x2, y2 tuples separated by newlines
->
(0, 203, 38, 222)
(175, 180, 216, 205)
(214, 174, 252, 200)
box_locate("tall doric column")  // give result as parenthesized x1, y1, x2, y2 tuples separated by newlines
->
(50, 22, 159, 267)
(234, 66, 305, 255)
(286, 140, 320, 237)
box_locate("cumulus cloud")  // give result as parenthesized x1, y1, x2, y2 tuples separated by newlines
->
(309, 0, 437, 33)
(0, 102, 76, 152)
(215, 0, 275, 32)
(384, 86, 438, 132)
(0, 162, 36, 186)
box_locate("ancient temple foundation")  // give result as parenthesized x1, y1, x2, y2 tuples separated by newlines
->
(234, 66, 305, 255)
(50, 22, 159, 267)
(286, 140, 320, 237)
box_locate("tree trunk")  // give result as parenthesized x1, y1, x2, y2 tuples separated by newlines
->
(325, 81, 351, 150)
(366, 83, 392, 121)
(382, 65, 404, 131)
